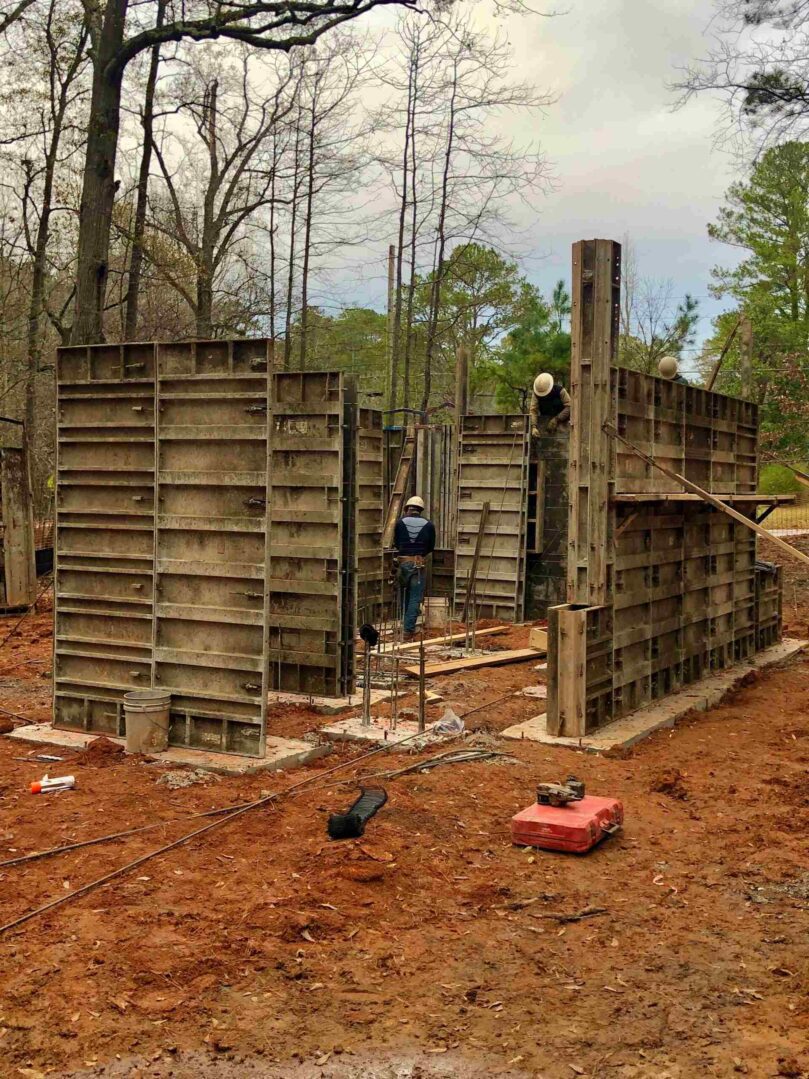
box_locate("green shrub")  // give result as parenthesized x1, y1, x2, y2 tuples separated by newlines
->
(759, 463, 801, 494)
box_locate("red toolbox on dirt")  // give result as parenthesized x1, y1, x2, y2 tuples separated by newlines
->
(511, 794, 623, 854)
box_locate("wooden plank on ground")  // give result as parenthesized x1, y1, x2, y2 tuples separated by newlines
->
(379, 625, 509, 654)
(402, 647, 540, 677)
(529, 626, 548, 651)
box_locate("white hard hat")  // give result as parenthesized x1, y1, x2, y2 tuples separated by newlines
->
(405, 495, 425, 511)
(533, 372, 554, 397)
(658, 355, 679, 379)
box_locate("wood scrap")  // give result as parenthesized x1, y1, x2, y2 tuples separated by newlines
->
(542, 905, 608, 924)
(528, 626, 548, 651)
(379, 625, 508, 654)
(402, 648, 540, 678)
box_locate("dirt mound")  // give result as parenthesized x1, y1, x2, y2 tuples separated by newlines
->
(0, 716, 15, 735)
(79, 735, 126, 766)
(650, 767, 689, 800)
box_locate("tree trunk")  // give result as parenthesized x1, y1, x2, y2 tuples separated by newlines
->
(124, 0, 165, 340)
(70, 0, 129, 345)
(269, 135, 279, 350)
(391, 54, 415, 414)
(421, 65, 457, 414)
(298, 87, 318, 370)
(195, 79, 219, 338)
(284, 110, 303, 368)
(402, 82, 419, 411)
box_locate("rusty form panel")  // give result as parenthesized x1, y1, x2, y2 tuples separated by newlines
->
(0, 447, 37, 609)
(54, 343, 157, 736)
(268, 372, 356, 696)
(454, 414, 530, 623)
(356, 408, 384, 626)
(153, 339, 272, 756)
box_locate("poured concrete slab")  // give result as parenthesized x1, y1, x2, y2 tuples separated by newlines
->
(501, 638, 807, 752)
(5, 724, 330, 775)
(268, 687, 443, 716)
(322, 713, 445, 749)
(267, 687, 394, 715)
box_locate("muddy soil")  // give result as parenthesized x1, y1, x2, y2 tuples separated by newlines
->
(0, 591, 807, 1079)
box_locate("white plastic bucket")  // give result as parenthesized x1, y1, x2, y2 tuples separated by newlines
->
(124, 690, 171, 754)
(424, 597, 449, 631)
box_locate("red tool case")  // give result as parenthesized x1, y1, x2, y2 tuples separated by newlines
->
(511, 794, 623, 853)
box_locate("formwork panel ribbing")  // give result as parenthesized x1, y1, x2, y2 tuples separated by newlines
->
(54, 343, 371, 755)
(153, 339, 272, 756)
(54, 343, 159, 741)
(454, 414, 530, 623)
(267, 371, 356, 697)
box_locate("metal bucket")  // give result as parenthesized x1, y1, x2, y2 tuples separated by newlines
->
(123, 690, 171, 754)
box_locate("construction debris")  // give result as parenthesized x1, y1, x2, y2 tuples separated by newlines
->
(156, 769, 220, 790)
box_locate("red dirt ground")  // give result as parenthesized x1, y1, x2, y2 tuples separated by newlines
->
(0, 588, 807, 1078)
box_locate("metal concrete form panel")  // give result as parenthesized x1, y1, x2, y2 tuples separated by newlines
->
(356, 408, 384, 627)
(54, 342, 158, 738)
(153, 339, 272, 756)
(0, 447, 37, 609)
(267, 371, 356, 697)
(54, 339, 274, 756)
(454, 414, 530, 623)
(549, 238, 776, 737)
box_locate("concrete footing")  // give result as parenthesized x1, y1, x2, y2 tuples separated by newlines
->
(5, 724, 330, 775)
(321, 714, 442, 749)
(501, 638, 807, 752)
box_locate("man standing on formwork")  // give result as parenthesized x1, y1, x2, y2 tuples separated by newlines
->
(529, 372, 571, 438)
(394, 496, 436, 641)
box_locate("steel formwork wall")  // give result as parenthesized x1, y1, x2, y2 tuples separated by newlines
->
(154, 339, 272, 755)
(267, 371, 357, 698)
(549, 357, 780, 737)
(55, 343, 158, 740)
(54, 340, 274, 755)
(356, 408, 384, 627)
(54, 345, 376, 756)
(454, 414, 530, 623)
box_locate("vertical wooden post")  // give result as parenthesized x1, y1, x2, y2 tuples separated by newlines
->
(546, 604, 587, 737)
(550, 239, 620, 738)
(566, 239, 621, 606)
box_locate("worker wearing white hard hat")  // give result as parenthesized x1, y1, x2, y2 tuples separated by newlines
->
(658, 355, 689, 385)
(393, 494, 436, 640)
(529, 372, 571, 438)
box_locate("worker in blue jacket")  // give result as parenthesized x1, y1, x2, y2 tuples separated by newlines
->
(393, 495, 436, 640)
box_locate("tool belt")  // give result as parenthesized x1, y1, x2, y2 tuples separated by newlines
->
(398, 555, 425, 567)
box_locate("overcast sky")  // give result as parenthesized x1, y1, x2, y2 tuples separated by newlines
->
(317, 0, 743, 372)
(500, 0, 740, 369)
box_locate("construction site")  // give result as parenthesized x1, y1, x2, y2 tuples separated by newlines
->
(0, 239, 807, 1079)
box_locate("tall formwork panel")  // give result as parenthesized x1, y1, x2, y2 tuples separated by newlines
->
(548, 238, 780, 739)
(54, 340, 274, 756)
(356, 408, 385, 627)
(152, 339, 272, 756)
(267, 372, 357, 697)
(453, 414, 530, 623)
(54, 343, 159, 737)
(0, 445, 37, 610)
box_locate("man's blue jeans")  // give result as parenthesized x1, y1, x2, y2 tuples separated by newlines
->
(398, 561, 425, 635)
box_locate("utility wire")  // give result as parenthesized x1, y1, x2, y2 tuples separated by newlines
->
(0, 719, 449, 937)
